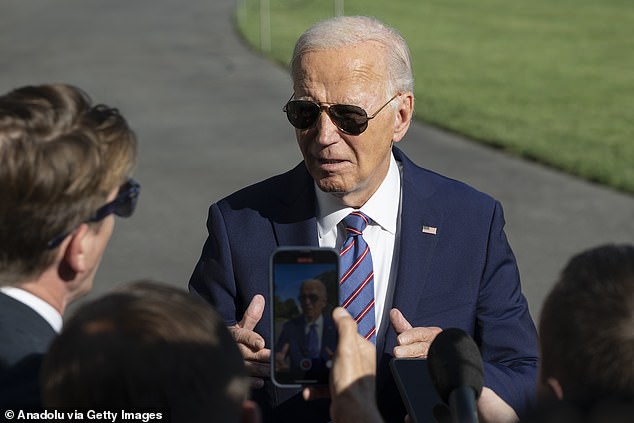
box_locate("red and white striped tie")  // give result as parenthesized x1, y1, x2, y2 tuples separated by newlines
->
(339, 211, 376, 343)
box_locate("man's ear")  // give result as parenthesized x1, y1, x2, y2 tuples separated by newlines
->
(545, 377, 564, 400)
(393, 92, 414, 144)
(241, 400, 261, 423)
(63, 223, 91, 274)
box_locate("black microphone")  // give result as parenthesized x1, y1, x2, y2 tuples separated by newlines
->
(427, 328, 484, 423)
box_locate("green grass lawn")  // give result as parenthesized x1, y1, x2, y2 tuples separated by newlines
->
(236, 0, 634, 194)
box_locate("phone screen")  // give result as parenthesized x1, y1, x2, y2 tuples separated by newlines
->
(270, 248, 340, 387)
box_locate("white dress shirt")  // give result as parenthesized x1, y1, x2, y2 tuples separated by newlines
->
(0, 286, 63, 333)
(315, 152, 402, 334)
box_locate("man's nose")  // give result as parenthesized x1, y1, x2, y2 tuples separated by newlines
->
(315, 110, 340, 145)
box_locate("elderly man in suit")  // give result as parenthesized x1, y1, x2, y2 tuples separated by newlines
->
(0, 84, 138, 406)
(190, 15, 537, 423)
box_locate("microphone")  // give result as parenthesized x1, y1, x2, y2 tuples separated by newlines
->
(427, 328, 484, 423)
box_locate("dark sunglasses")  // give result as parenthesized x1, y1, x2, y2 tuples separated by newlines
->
(46, 179, 141, 249)
(299, 293, 321, 303)
(283, 92, 401, 135)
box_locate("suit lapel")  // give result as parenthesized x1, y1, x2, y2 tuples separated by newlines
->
(379, 148, 444, 347)
(374, 148, 445, 398)
(391, 180, 443, 319)
(272, 163, 319, 247)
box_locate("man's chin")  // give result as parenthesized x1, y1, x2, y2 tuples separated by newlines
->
(315, 180, 346, 196)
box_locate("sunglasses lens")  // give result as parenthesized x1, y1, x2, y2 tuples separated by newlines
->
(285, 100, 320, 129)
(329, 105, 368, 135)
(113, 181, 139, 218)
(300, 294, 320, 303)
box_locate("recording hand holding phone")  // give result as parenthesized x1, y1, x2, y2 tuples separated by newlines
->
(427, 328, 484, 423)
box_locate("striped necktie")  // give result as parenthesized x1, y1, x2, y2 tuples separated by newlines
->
(307, 322, 319, 358)
(339, 211, 376, 343)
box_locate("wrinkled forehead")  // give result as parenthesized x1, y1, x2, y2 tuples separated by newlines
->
(292, 43, 390, 100)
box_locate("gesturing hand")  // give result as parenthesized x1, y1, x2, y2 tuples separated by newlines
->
(228, 294, 271, 388)
(390, 308, 442, 358)
(274, 343, 290, 372)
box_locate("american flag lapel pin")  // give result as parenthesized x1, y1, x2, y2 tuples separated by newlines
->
(421, 225, 437, 235)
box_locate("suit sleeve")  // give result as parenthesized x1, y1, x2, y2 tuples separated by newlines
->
(189, 202, 239, 326)
(476, 201, 539, 415)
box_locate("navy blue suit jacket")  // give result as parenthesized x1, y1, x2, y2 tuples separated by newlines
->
(189, 147, 538, 422)
(0, 292, 55, 407)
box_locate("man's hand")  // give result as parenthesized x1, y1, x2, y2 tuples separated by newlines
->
(227, 294, 270, 388)
(327, 307, 383, 423)
(390, 308, 442, 358)
(391, 310, 518, 423)
(274, 343, 290, 372)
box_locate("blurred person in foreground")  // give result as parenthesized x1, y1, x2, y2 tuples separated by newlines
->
(530, 243, 634, 420)
(0, 83, 138, 406)
(41, 281, 260, 423)
(189, 15, 537, 423)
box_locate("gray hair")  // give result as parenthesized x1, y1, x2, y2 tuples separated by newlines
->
(290, 16, 414, 95)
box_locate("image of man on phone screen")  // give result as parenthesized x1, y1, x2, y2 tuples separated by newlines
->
(274, 278, 337, 384)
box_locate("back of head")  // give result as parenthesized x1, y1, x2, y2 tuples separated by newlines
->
(290, 16, 414, 95)
(539, 243, 634, 401)
(42, 281, 249, 423)
(0, 84, 137, 284)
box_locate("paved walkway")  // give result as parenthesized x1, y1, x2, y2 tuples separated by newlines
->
(1, 0, 632, 320)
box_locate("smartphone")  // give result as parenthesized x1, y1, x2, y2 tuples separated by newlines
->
(270, 247, 340, 387)
(390, 358, 444, 423)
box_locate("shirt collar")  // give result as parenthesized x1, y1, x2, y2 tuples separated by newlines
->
(306, 313, 324, 327)
(0, 286, 63, 333)
(316, 152, 401, 235)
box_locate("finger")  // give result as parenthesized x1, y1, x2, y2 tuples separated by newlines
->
(397, 326, 442, 346)
(389, 308, 413, 334)
(393, 342, 429, 358)
(232, 327, 266, 351)
(245, 359, 271, 377)
(239, 294, 266, 331)
(333, 307, 375, 371)
(332, 307, 358, 340)
(274, 344, 289, 366)
(357, 335, 377, 368)
(236, 341, 270, 362)
(252, 347, 271, 362)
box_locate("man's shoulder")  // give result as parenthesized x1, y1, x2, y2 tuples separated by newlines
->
(0, 293, 55, 369)
(217, 162, 310, 207)
(0, 292, 38, 321)
(0, 292, 56, 334)
(395, 148, 497, 206)
(208, 162, 317, 225)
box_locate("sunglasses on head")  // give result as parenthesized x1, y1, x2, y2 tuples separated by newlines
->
(46, 178, 141, 249)
(283, 92, 401, 135)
